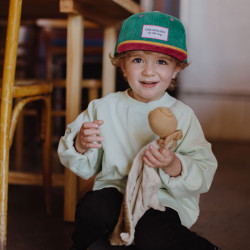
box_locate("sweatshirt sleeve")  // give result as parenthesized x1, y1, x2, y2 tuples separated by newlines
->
(57, 101, 103, 179)
(158, 108, 218, 199)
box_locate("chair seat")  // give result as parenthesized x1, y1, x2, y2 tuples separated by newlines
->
(13, 79, 53, 98)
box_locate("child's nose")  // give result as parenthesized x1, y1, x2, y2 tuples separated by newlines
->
(142, 63, 155, 76)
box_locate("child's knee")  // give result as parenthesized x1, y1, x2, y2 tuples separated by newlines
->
(75, 191, 100, 222)
(75, 188, 123, 227)
(134, 225, 174, 250)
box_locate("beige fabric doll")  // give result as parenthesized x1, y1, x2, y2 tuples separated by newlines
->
(110, 107, 183, 246)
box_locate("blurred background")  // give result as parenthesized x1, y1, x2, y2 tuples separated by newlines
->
(1, 0, 249, 249)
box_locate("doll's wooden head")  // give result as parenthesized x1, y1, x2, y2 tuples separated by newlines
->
(148, 107, 178, 138)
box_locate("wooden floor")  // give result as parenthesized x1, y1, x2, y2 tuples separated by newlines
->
(6, 140, 250, 250)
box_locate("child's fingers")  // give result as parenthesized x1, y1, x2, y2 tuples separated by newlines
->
(159, 148, 169, 156)
(77, 120, 104, 151)
(143, 155, 154, 167)
(159, 148, 174, 161)
(148, 145, 165, 162)
(143, 145, 173, 168)
(81, 127, 100, 136)
(144, 148, 160, 167)
(83, 142, 102, 150)
(81, 120, 104, 135)
(81, 135, 103, 150)
(93, 120, 104, 126)
(83, 135, 104, 143)
(82, 121, 100, 129)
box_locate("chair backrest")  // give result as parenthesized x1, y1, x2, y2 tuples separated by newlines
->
(0, 20, 38, 79)
(35, 19, 103, 81)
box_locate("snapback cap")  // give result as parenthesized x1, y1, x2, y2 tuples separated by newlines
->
(115, 11, 188, 61)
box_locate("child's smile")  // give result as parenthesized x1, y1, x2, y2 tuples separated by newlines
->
(139, 80, 159, 88)
(121, 50, 180, 103)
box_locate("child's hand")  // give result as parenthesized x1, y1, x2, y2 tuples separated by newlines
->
(74, 120, 104, 154)
(143, 145, 182, 177)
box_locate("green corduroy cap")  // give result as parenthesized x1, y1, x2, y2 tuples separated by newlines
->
(115, 11, 188, 61)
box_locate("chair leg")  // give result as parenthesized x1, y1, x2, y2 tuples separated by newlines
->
(0, 0, 23, 247)
(0, 145, 9, 250)
(88, 87, 99, 102)
(41, 95, 52, 215)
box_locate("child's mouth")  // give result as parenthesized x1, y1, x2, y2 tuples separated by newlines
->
(140, 81, 158, 87)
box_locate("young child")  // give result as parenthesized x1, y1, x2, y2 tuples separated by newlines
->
(58, 11, 220, 250)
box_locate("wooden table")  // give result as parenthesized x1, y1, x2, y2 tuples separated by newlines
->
(0, 0, 143, 233)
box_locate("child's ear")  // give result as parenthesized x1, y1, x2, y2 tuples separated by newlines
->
(172, 66, 181, 79)
(120, 61, 127, 77)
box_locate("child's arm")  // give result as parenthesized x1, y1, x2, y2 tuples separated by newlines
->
(58, 101, 103, 179)
(74, 120, 104, 154)
(144, 108, 217, 198)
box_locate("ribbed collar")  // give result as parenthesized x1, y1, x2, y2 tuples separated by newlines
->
(122, 89, 174, 112)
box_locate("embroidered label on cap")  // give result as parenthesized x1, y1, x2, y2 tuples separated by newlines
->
(141, 25, 169, 41)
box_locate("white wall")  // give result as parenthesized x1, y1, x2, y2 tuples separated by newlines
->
(179, 0, 250, 140)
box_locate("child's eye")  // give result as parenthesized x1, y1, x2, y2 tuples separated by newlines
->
(132, 57, 142, 63)
(157, 59, 167, 65)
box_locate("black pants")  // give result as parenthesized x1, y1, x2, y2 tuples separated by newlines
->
(71, 188, 218, 250)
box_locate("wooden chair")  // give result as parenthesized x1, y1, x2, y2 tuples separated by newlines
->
(1, 80, 53, 211)
(0, 0, 53, 248)
(0, 20, 42, 172)
(13, 19, 102, 168)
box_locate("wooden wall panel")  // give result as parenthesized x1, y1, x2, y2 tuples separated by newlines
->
(179, 0, 250, 140)
(178, 93, 250, 140)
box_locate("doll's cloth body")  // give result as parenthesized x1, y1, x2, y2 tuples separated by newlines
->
(110, 130, 182, 246)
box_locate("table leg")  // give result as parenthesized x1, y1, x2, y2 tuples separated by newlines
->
(102, 26, 117, 96)
(64, 14, 83, 222)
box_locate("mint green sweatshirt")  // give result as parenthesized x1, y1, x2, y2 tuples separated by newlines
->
(58, 90, 217, 228)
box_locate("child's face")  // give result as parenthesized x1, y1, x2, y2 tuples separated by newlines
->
(121, 50, 180, 103)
